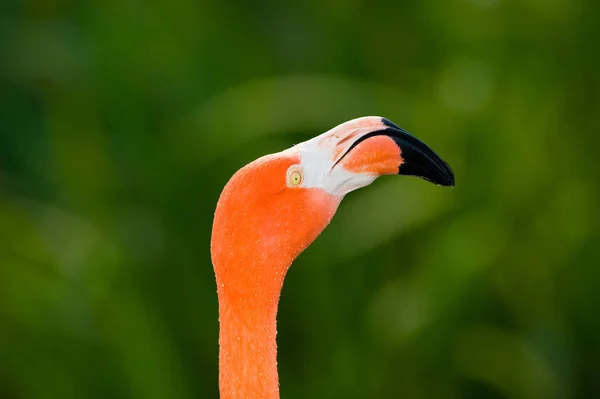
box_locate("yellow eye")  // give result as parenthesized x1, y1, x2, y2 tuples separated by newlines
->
(287, 167, 304, 187)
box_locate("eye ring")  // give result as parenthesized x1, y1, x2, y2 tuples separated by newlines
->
(286, 166, 304, 187)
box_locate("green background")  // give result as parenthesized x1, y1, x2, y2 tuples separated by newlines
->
(1, 0, 599, 398)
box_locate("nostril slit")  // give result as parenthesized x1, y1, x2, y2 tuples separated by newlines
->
(337, 134, 356, 147)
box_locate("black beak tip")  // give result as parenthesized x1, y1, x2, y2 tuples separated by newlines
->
(381, 118, 455, 188)
(399, 159, 455, 188)
(436, 162, 455, 187)
(443, 173, 456, 188)
(447, 176, 456, 188)
(430, 168, 455, 188)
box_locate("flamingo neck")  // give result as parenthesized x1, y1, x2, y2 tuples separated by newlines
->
(216, 263, 288, 399)
(211, 172, 342, 398)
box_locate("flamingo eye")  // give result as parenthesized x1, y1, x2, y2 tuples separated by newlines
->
(286, 166, 304, 187)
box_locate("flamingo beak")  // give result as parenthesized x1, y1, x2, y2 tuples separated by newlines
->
(295, 116, 454, 196)
(336, 118, 455, 187)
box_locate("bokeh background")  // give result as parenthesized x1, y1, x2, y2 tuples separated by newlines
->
(1, 0, 599, 398)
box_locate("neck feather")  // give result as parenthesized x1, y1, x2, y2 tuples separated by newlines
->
(216, 258, 289, 399)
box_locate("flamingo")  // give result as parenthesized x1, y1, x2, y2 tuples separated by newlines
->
(211, 116, 454, 399)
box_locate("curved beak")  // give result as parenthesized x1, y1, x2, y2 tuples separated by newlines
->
(295, 116, 455, 197)
(337, 118, 455, 187)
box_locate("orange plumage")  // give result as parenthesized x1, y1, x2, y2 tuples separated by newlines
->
(211, 117, 454, 399)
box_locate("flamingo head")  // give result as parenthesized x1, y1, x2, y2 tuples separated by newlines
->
(211, 116, 454, 296)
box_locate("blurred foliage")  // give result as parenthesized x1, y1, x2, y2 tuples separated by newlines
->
(1, 0, 599, 398)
